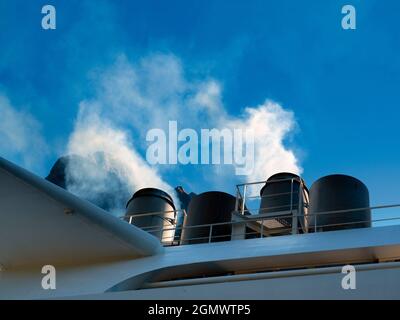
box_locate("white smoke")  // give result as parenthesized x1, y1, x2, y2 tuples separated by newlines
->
(66, 111, 177, 215)
(65, 53, 302, 212)
(228, 101, 301, 180)
(0, 93, 48, 171)
(226, 101, 302, 195)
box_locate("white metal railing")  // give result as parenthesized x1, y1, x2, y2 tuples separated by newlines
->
(234, 176, 309, 235)
(127, 204, 400, 246)
(119, 177, 400, 246)
(123, 209, 186, 225)
(235, 176, 308, 214)
(122, 209, 187, 245)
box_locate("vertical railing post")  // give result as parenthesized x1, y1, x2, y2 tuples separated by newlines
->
(298, 179, 305, 233)
(290, 178, 294, 215)
(242, 185, 247, 240)
(260, 218, 264, 238)
(208, 224, 213, 243)
(235, 187, 240, 212)
(291, 178, 298, 235)
(242, 185, 247, 216)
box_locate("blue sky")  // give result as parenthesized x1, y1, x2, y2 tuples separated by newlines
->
(1, 0, 400, 220)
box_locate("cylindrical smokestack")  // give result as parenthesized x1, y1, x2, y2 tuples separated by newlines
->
(125, 188, 176, 244)
(308, 174, 371, 232)
(181, 191, 236, 244)
(259, 172, 309, 231)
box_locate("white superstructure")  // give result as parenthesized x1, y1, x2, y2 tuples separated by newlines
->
(1, 156, 400, 300)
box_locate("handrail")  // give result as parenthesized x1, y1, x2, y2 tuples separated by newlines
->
(118, 176, 400, 246)
(236, 176, 304, 187)
(156, 208, 400, 245)
(124, 209, 187, 219)
(120, 203, 400, 246)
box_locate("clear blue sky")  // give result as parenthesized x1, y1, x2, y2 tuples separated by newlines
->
(1, 0, 400, 220)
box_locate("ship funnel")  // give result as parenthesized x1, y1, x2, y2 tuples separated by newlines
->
(125, 188, 176, 244)
(308, 174, 371, 232)
(259, 172, 309, 232)
(181, 191, 236, 244)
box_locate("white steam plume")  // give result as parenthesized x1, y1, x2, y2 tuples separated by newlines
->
(66, 111, 177, 216)
(0, 93, 48, 171)
(65, 53, 302, 212)
(228, 101, 301, 180)
(226, 101, 302, 195)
